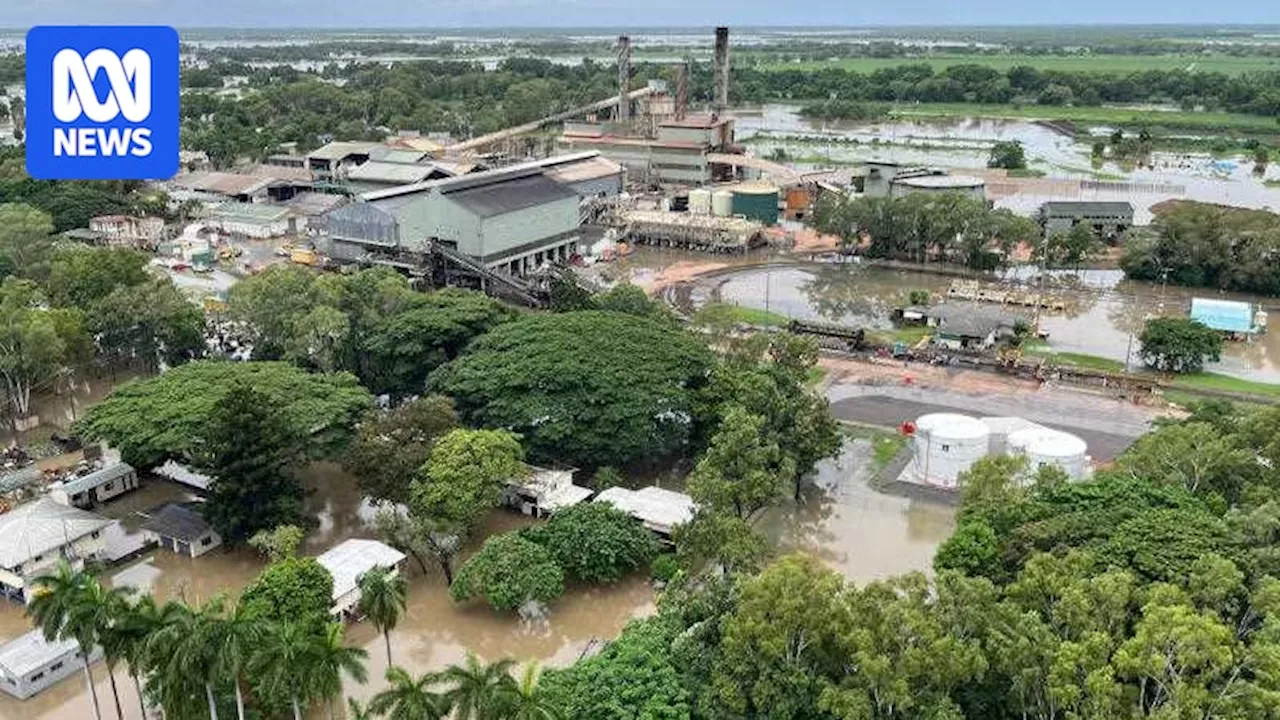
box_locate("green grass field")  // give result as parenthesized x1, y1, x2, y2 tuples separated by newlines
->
(1169, 373, 1280, 399)
(886, 102, 1280, 133)
(693, 302, 790, 328)
(757, 53, 1280, 76)
(1024, 348, 1128, 372)
(844, 425, 909, 470)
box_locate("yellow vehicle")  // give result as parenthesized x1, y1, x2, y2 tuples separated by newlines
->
(290, 248, 319, 266)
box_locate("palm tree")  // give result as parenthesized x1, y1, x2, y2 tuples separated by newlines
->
(310, 622, 368, 720)
(495, 663, 562, 720)
(78, 581, 138, 720)
(209, 601, 265, 720)
(148, 597, 224, 720)
(250, 620, 319, 720)
(27, 563, 104, 720)
(442, 652, 516, 720)
(117, 595, 175, 720)
(356, 565, 408, 666)
(370, 666, 452, 720)
(346, 697, 377, 720)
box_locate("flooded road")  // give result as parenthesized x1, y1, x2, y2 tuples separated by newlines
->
(710, 262, 1280, 382)
(0, 438, 953, 719)
(732, 105, 1280, 221)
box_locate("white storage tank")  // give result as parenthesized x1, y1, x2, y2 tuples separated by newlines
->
(711, 189, 734, 217)
(911, 413, 990, 489)
(1007, 427, 1089, 480)
(688, 188, 712, 215)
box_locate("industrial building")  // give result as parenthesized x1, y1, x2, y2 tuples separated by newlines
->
(888, 173, 986, 200)
(1037, 201, 1134, 240)
(305, 141, 381, 180)
(908, 413, 1090, 489)
(559, 114, 734, 186)
(320, 152, 622, 276)
(207, 203, 301, 238)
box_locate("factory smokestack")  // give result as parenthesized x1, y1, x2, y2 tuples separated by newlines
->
(617, 35, 632, 122)
(675, 62, 688, 120)
(713, 26, 729, 115)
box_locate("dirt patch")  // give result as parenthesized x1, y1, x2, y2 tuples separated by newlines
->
(791, 227, 841, 253)
(818, 355, 1041, 395)
(637, 259, 733, 293)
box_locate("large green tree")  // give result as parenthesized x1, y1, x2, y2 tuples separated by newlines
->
(1139, 317, 1224, 373)
(77, 360, 372, 468)
(428, 311, 715, 470)
(687, 406, 793, 521)
(0, 277, 91, 419)
(240, 556, 335, 626)
(87, 278, 206, 372)
(523, 502, 659, 584)
(46, 245, 150, 309)
(450, 533, 565, 613)
(344, 395, 459, 503)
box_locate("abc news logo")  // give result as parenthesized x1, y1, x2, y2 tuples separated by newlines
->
(52, 48, 154, 157)
(26, 26, 178, 180)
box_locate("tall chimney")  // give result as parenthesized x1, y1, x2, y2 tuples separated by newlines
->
(674, 62, 689, 120)
(616, 35, 632, 122)
(713, 26, 730, 114)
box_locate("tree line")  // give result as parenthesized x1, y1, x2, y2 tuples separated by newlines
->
(1122, 201, 1280, 296)
(539, 398, 1280, 719)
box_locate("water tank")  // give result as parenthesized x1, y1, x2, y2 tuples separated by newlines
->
(711, 189, 734, 217)
(731, 183, 780, 225)
(911, 413, 990, 489)
(688, 188, 712, 215)
(1008, 427, 1089, 480)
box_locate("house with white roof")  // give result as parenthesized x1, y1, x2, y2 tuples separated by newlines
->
(502, 466, 593, 518)
(48, 462, 139, 510)
(315, 539, 407, 618)
(0, 630, 101, 700)
(0, 499, 113, 603)
(594, 486, 695, 539)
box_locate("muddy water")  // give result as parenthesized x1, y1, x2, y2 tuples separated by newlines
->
(761, 439, 955, 585)
(732, 105, 1280, 219)
(710, 262, 1280, 382)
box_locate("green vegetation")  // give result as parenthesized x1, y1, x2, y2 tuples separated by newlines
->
(810, 191, 1040, 270)
(1023, 347, 1127, 372)
(523, 503, 660, 584)
(759, 53, 1280, 75)
(987, 139, 1027, 169)
(450, 533, 565, 612)
(1170, 372, 1280, 399)
(891, 101, 1280, 132)
(692, 302, 789, 328)
(1123, 202, 1280, 295)
(844, 425, 909, 469)
(1140, 317, 1224, 373)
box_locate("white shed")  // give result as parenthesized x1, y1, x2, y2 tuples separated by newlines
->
(594, 486, 695, 539)
(0, 630, 101, 700)
(911, 413, 991, 489)
(315, 539, 407, 618)
(1008, 427, 1090, 480)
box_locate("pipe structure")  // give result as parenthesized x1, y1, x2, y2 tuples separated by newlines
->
(617, 35, 632, 122)
(713, 27, 729, 114)
(674, 62, 688, 120)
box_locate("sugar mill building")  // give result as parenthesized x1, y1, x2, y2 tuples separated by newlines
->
(1037, 201, 1135, 240)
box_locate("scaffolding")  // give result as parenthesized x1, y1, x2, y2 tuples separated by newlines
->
(622, 210, 762, 254)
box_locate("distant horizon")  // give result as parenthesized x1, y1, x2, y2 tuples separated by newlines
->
(4, 22, 1280, 32)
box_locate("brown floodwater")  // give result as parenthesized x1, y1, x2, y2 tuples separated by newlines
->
(0, 430, 954, 719)
(707, 262, 1280, 382)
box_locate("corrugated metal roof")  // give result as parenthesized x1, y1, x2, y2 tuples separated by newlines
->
(445, 174, 578, 219)
(1191, 298, 1257, 334)
(367, 147, 431, 164)
(210, 203, 292, 223)
(316, 538, 406, 602)
(0, 630, 84, 679)
(171, 172, 275, 196)
(53, 463, 134, 496)
(140, 504, 212, 542)
(0, 499, 113, 569)
(347, 161, 440, 184)
(287, 192, 349, 218)
(544, 155, 624, 185)
(306, 141, 380, 162)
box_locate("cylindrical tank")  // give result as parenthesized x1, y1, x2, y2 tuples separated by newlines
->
(911, 413, 990, 489)
(688, 188, 711, 215)
(1008, 427, 1089, 480)
(711, 189, 734, 217)
(732, 183, 780, 224)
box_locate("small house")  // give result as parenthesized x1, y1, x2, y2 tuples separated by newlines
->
(315, 539, 407, 618)
(594, 486, 695, 540)
(0, 630, 102, 700)
(0, 499, 113, 602)
(925, 303, 1025, 351)
(141, 504, 222, 558)
(48, 462, 139, 510)
(503, 466, 593, 518)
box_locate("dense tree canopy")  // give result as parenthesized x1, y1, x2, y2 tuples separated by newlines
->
(344, 395, 460, 503)
(450, 533, 565, 612)
(523, 503, 659, 584)
(0, 277, 91, 419)
(76, 360, 372, 468)
(810, 192, 1040, 270)
(1121, 202, 1280, 295)
(240, 556, 335, 626)
(1139, 317, 1224, 373)
(429, 311, 715, 470)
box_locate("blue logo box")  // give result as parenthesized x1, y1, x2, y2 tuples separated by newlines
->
(25, 26, 180, 180)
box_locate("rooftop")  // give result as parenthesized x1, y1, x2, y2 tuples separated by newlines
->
(926, 302, 1025, 339)
(659, 114, 732, 129)
(367, 147, 432, 164)
(315, 538, 406, 602)
(306, 141, 381, 162)
(560, 134, 707, 151)
(1040, 201, 1135, 216)
(445, 173, 578, 219)
(361, 152, 607, 202)
(52, 462, 134, 497)
(0, 466, 42, 494)
(140, 503, 213, 543)
(0, 498, 113, 570)
(0, 630, 83, 680)
(210, 202, 292, 223)
(510, 467, 593, 512)
(893, 174, 985, 189)
(170, 172, 275, 197)
(1190, 297, 1258, 334)
(595, 486, 694, 535)
(286, 191, 349, 218)
(347, 161, 442, 185)
(544, 155, 625, 185)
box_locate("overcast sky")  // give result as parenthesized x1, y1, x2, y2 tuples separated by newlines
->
(2, 0, 1278, 29)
